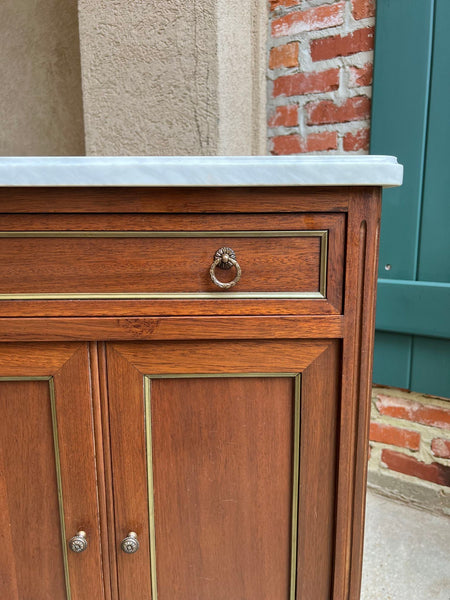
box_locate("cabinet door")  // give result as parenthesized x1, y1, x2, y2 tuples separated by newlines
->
(0, 343, 104, 600)
(107, 339, 340, 600)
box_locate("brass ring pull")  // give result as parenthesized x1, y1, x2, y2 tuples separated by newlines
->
(210, 247, 241, 290)
(68, 531, 88, 553)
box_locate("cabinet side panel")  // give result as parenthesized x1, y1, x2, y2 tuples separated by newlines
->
(335, 189, 382, 600)
(150, 376, 294, 600)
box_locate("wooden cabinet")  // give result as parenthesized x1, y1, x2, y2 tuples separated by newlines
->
(0, 157, 402, 600)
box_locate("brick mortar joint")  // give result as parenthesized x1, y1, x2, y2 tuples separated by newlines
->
(370, 410, 450, 440)
(369, 439, 450, 468)
(372, 386, 450, 409)
(269, 4, 375, 43)
(268, 53, 374, 81)
(370, 403, 450, 433)
(269, 21, 375, 48)
(268, 119, 371, 136)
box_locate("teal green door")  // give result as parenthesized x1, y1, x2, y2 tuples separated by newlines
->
(370, 0, 450, 398)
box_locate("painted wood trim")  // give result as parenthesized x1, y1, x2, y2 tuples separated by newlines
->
(376, 279, 450, 338)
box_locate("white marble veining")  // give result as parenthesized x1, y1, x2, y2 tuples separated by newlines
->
(0, 156, 403, 187)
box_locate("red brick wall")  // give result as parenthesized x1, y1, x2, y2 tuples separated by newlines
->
(268, 0, 375, 154)
(369, 387, 450, 494)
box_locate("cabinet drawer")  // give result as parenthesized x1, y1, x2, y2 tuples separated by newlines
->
(0, 213, 344, 315)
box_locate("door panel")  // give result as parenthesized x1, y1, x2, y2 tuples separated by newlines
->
(107, 340, 340, 600)
(0, 380, 67, 599)
(150, 376, 295, 600)
(0, 344, 104, 600)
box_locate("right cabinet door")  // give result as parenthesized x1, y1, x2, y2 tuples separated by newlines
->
(107, 339, 340, 600)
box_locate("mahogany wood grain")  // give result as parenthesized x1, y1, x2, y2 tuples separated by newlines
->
(89, 343, 113, 600)
(0, 380, 67, 599)
(106, 345, 153, 600)
(0, 343, 81, 376)
(0, 235, 323, 294)
(0, 297, 340, 318)
(0, 442, 20, 599)
(296, 340, 340, 600)
(109, 339, 328, 376)
(348, 191, 382, 600)
(0, 315, 344, 342)
(97, 343, 120, 600)
(333, 188, 381, 600)
(0, 211, 342, 232)
(0, 212, 344, 316)
(107, 339, 340, 600)
(0, 186, 351, 213)
(151, 376, 294, 600)
(48, 344, 105, 599)
(0, 344, 104, 600)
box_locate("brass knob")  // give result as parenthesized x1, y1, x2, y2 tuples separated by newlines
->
(121, 532, 140, 554)
(210, 247, 241, 290)
(68, 531, 88, 553)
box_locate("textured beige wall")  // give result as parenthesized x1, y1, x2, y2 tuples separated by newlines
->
(78, 0, 267, 156)
(217, 0, 267, 155)
(0, 0, 85, 156)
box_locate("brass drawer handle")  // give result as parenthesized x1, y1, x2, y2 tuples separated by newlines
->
(121, 532, 140, 554)
(68, 531, 88, 553)
(210, 247, 241, 290)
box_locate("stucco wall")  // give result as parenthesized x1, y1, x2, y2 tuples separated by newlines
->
(78, 0, 267, 155)
(0, 0, 85, 156)
(217, 0, 267, 155)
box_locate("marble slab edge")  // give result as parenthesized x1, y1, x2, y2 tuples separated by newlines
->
(0, 156, 403, 187)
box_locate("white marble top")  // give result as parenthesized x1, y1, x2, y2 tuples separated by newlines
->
(0, 156, 402, 187)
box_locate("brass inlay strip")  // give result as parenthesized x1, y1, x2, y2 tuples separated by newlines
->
(144, 372, 301, 600)
(144, 376, 159, 600)
(290, 374, 301, 600)
(319, 229, 328, 298)
(148, 372, 298, 379)
(0, 230, 325, 238)
(0, 230, 328, 301)
(49, 377, 72, 600)
(0, 291, 324, 300)
(0, 376, 52, 381)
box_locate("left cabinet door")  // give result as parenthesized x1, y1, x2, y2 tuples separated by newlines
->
(0, 343, 104, 600)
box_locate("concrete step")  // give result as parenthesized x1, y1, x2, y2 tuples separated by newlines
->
(361, 489, 450, 599)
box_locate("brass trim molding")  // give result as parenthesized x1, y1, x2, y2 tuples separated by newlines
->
(0, 376, 71, 599)
(0, 376, 52, 381)
(144, 372, 301, 600)
(144, 376, 159, 600)
(0, 230, 326, 238)
(291, 374, 301, 600)
(49, 377, 72, 600)
(0, 230, 328, 301)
